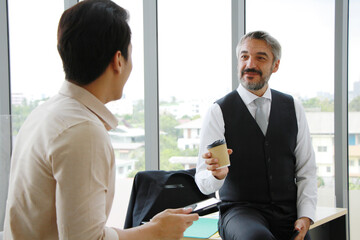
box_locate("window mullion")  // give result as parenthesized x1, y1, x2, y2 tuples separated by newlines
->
(334, 0, 349, 238)
(0, 0, 11, 231)
(143, 0, 160, 170)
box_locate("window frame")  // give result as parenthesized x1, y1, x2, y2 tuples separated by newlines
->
(0, 0, 11, 231)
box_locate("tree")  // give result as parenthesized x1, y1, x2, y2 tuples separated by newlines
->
(119, 100, 145, 128)
(301, 97, 334, 112)
(12, 98, 48, 135)
(349, 96, 360, 112)
(159, 113, 181, 137)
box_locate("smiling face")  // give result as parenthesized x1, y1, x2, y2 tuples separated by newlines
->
(238, 38, 280, 96)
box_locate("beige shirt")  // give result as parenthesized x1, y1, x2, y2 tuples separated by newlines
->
(4, 81, 119, 240)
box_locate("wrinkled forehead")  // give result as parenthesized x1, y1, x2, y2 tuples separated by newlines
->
(239, 38, 273, 56)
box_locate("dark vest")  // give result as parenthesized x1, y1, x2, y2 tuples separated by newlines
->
(216, 89, 298, 204)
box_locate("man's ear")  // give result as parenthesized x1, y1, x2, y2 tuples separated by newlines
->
(272, 59, 280, 73)
(111, 50, 123, 73)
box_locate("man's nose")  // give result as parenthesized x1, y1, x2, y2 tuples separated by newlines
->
(246, 57, 256, 68)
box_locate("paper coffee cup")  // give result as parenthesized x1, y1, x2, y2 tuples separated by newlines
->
(207, 139, 230, 169)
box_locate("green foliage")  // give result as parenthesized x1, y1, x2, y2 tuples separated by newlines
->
(120, 100, 145, 128)
(160, 134, 184, 170)
(301, 97, 334, 112)
(317, 176, 325, 188)
(159, 113, 181, 137)
(180, 147, 199, 157)
(349, 177, 360, 190)
(126, 111, 198, 177)
(160, 134, 179, 151)
(160, 148, 184, 171)
(349, 96, 360, 112)
(11, 98, 48, 135)
(127, 152, 145, 178)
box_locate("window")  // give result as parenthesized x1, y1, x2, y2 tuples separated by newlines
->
(349, 134, 356, 146)
(157, 0, 231, 171)
(105, 0, 144, 229)
(349, 0, 360, 238)
(318, 146, 328, 152)
(8, 0, 64, 135)
(247, 0, 335, 208)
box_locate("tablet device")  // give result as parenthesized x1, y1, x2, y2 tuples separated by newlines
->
(186, 197, 221, 216)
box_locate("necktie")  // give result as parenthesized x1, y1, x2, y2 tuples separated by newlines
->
(254, 97, 267, 135)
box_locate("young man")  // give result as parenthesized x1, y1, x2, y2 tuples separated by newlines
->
(4, 1, 198, 239)
(195, 31, 317, 240)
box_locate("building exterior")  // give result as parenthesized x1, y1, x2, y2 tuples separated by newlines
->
(109, 126, 144, 178)
(175, 118, 202, 150)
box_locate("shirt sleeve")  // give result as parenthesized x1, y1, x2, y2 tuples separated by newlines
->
(294, 99, 318, 223)
(195, 103, 227, 195)
(49, 121, 118, 240)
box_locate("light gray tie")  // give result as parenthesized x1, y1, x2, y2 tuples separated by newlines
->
(254, 97, 268, 135)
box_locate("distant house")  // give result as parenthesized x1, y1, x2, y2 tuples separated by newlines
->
(109, 126, 144, 178)
(306, 112, 360, 182)
(175, 118, 202, 150)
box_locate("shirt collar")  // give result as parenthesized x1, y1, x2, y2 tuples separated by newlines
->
(59, 81, 118, 130)
(236, 83, 272, 105)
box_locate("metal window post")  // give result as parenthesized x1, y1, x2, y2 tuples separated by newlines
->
(231, 0, 246, 91)
(0, 0, 11, 231)
(143, 0, 160, 170)
(334, 0, 349, 239)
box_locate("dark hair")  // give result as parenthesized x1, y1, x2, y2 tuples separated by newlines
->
(57, 0, 131, 85)
(236, 31, 281, 64)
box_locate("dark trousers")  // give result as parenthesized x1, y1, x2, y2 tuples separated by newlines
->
(218, 203, 311, 240)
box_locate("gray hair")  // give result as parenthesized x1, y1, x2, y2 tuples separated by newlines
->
(236, 31, 282, 63)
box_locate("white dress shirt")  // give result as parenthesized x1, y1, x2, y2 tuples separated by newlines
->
(4, 81, 119, 240)
(195, 84, 317, 222)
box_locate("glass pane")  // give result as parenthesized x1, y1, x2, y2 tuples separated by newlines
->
(9, 0, 64, 134)
(158, 0, 232, 171)
(349, 0, 360, 238)
(106, 0, 144, 229)
(247, 0, 336, 207)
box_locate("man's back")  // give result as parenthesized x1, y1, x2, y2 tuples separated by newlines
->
(4, 83, 116, 239)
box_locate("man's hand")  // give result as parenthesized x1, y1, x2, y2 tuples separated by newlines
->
(149, 208, 199, 240)
(203, 149, 233, 180)
(294, 217, 311, 240)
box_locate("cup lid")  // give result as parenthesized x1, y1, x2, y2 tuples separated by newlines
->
(207, 139, 226, 149)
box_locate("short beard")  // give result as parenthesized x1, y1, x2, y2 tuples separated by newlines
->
(239, 68, 270, 91)
(240, 77, 269, 91)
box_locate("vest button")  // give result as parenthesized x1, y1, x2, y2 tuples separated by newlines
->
(264, 141, 269, 146)
(267, 157, 271, 162)
(269, 175, 273, 180)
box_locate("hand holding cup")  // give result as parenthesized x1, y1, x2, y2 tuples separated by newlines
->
(204, 139, 232, 180)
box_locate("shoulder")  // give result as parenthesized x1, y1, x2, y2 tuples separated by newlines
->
(270, 89, 294, 101)
(216, 90, 239, 106)
(36, 95, 108, 147)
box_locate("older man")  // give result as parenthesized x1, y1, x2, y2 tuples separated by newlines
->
(195, 31, 317, 240)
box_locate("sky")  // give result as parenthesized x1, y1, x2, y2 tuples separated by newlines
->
(7, 0, 360, 103)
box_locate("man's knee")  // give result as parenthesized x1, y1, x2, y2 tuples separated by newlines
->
(219, 223, 276, 240)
